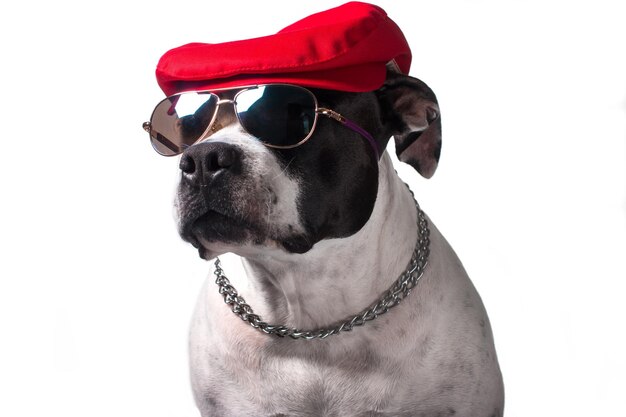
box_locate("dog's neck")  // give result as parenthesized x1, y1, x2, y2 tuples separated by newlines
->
(240, 153, 419, 330)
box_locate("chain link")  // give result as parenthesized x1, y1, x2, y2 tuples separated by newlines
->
(213, 188, 430, 340)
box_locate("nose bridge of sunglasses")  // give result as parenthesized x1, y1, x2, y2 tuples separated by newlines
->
(207, 99, 239, 134)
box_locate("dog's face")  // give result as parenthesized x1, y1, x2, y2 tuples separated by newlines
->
(175, 74, 441, 260)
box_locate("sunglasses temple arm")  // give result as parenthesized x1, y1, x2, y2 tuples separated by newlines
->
(342, 118, 381, 160)
(318, 108, 380, 159)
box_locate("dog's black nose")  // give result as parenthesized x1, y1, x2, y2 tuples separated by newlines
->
(179, 142, 242, 185)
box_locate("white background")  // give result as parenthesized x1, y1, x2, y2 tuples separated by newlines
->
(1, 1, 625, 416)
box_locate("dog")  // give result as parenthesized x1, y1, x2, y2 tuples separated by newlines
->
(144, 3, 505, 415)
(165, 71, 505, 416)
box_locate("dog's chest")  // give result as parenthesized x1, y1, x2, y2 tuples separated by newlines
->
(195, 342, 407, 417)
(189, 271, 433, 417)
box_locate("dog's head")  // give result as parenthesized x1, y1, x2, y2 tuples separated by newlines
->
(174, 72, 441, 260)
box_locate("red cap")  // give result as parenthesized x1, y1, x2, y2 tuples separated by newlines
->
(155, 2, 411, 96)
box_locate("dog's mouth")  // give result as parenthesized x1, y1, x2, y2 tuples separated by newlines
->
(181, 208, 251, 246)
(180, 207, 314, 258)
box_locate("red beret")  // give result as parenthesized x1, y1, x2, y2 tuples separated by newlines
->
(155, 2, 411, 96)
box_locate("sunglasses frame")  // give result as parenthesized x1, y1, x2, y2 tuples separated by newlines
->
(143, 83, 379, 159)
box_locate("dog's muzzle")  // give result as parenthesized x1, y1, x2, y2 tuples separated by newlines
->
(176, 141, 253, 248)
(175, 137, 312, 256)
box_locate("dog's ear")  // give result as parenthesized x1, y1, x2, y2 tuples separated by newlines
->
(377, 72, 441, 178)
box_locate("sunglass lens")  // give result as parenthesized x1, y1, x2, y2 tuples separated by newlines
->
(236, 85, 316, 148)
(149, 93, 218, 156)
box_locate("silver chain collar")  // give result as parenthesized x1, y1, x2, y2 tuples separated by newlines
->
(212, 188, 430, 340)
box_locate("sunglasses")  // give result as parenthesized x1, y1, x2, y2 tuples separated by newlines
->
(142, 84, 379, 158)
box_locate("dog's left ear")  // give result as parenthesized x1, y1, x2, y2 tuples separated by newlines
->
(377, 72, 442, 178)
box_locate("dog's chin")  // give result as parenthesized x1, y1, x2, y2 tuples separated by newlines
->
(181, 211, 314, 260)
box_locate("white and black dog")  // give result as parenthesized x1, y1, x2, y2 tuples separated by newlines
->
(171, 72, 504, 416)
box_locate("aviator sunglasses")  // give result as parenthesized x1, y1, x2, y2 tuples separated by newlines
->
(142, 84, 379, 158)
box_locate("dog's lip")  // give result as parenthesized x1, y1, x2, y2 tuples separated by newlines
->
(182, 209, 314, 255)
(183, 208, 256, 240)
(189, 209, 237, 229)
(192, 209, 240, 228)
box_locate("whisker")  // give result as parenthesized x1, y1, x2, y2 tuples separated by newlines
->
(270, 156, 296, 181)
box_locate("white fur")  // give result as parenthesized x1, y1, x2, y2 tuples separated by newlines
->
(189, 153, 504, 416)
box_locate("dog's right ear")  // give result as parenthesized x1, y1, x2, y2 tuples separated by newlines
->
(377, 72, 442, 178)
